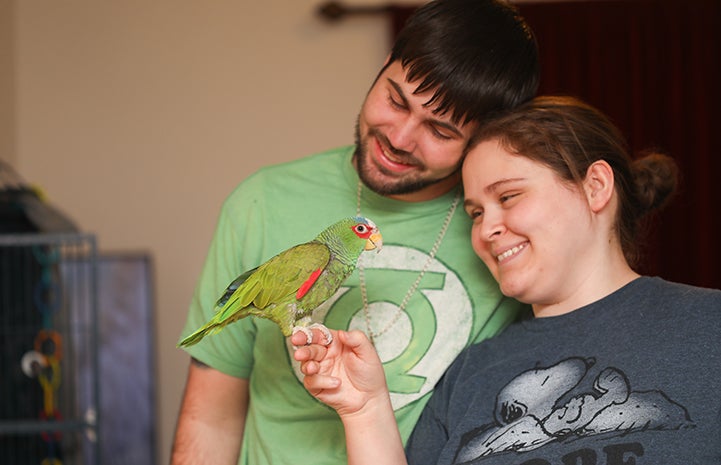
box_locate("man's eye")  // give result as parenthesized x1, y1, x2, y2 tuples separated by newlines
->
(388, 94, 406, 110)
(431, 127, 453, 140)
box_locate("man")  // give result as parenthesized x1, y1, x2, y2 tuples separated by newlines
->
(171, 0, 539, 463)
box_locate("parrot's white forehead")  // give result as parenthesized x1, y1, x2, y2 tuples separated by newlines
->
(352, 216, 376, 229)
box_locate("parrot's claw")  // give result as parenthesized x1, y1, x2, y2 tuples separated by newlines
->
(292, 326, 314, 349)
(309, 323, 333, 346)
(291, 323, 333, 349)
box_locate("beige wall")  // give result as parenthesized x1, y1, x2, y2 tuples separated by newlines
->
(7, 0, 404, 463)
(0, 0, 14, 165)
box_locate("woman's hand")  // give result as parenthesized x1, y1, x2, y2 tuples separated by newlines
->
(292, 328, 408, 465)
(292, 328, 388, 417)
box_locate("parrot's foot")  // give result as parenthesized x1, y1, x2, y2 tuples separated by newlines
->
(309, 323, 333, 346)
(291, 323, 333, 348)
(292, 326, 313, 349)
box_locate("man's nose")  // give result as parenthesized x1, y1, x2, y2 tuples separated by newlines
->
(386, 116, 419, 153)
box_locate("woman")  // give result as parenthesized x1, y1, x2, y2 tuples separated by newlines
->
(292, 96, 721, 464)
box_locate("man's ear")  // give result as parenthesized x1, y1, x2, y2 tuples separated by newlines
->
(583, 160, 615, 213)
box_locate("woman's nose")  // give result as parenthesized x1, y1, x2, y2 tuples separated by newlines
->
(479, 209, 506, 240)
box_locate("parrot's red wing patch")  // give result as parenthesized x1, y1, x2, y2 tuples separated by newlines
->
(296, 268, 323, 300)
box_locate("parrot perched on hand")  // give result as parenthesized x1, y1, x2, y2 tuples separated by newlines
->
(178, 216, 382, 348)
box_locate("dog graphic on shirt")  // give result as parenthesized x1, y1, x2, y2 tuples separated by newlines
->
(454, 357, 694, 462)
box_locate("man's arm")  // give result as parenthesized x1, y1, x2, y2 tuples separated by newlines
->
(170, 358, 249, 465)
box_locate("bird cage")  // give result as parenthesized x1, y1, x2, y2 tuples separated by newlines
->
(0, 232, 99, 465)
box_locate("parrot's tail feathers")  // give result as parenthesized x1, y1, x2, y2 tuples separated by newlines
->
(177, 324, 220, 348)
(177, 330, 205, 348)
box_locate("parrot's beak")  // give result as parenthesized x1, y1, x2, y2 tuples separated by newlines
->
(365, 232, 383, 252)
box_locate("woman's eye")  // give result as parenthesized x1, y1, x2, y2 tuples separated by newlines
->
(466, 208, 483, 219)
(500, 193, 520, 204)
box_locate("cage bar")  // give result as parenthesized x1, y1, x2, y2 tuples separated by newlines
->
(0, 233, 99, 465)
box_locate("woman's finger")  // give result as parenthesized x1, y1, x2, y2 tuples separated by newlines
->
(294, 343, 328, 363)
(304, 374, 341, 394)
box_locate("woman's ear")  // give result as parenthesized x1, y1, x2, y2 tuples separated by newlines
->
(584, 160, 615, 213)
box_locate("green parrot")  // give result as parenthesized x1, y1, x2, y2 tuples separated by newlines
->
(178, 216, 382, 347)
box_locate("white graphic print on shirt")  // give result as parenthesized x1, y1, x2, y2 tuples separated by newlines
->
(455, 357, 693, 462)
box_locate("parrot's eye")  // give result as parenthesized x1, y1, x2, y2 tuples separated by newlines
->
(353, 224, 370, 236)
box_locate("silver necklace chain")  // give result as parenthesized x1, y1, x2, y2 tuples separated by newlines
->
(356, 180, 461, 345)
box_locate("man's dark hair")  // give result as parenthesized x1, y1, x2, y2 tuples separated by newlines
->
(386, 0, 540, 126)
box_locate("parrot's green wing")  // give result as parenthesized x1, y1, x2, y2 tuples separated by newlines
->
(178, 242, 331, 346)
(215, 267, 257, 309)
(218, 241, 331, 318)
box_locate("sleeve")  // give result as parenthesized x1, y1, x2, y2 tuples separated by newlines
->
(177, 173, 270, 378)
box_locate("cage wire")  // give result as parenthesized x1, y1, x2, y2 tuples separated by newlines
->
(0, 233, 99, 465)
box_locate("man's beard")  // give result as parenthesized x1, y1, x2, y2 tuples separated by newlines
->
(352, 118, 460, 197)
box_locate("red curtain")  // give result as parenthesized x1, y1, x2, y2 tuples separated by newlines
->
(390, 0, 721, 289)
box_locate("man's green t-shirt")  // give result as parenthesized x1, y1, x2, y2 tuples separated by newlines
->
(180, 146, 527, 464)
